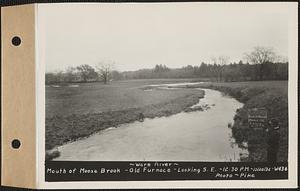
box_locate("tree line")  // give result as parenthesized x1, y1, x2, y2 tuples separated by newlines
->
(120, 62, 287, 82)
(46, 47, 288, 84)
(46, 63, 112, 84)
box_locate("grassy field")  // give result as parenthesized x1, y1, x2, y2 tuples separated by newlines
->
(199, 81, 287, 93)
(46, 79, 204, 151)
(46, 78, 203, 118)
(186, 80, 288, 162)
(46, 79, 288, 162)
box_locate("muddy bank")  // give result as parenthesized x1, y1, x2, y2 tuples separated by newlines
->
(189, 84, 288, 162)
(46, 90, 204, 151)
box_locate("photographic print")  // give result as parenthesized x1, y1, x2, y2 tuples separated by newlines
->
(1, 1, 296, 189)
(36, 2, 297, 186)
(44, 3, 288, 162)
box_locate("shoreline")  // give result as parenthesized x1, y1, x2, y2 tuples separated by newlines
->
(46, 81, 288, 162)
(46, 89, 205, 160)
(185, 83, 288, 162)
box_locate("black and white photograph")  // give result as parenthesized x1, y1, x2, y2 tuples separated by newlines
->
(38, 2, 297, 185)
(0, 1, 297, 189)
(44, 3, 289, 162)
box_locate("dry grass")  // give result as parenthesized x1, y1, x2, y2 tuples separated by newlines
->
(46, 79, 201, 118)
(46, 79, 204, 150)
(46, 79, 288, 162)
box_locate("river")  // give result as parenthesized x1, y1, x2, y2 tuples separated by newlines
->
(55, 87, 248, 161)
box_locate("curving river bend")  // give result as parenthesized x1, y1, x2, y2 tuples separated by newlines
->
(55, 87, 248, 161)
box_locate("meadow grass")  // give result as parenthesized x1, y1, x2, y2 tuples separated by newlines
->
(46, 79, 288, 162)
(46, 79, 204, 150)
(46, 78, 202, 118)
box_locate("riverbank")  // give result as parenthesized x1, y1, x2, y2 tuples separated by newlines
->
(185, 81, 288, 162)
(46, 80, 288, 162)
(55, 88, 244, 161)
(46, 88, 204, 155)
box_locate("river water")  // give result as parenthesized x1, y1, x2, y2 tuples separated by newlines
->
(55, 87, 248, 161)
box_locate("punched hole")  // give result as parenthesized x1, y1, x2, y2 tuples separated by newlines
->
(12, 36, 21, 46)
(11, 139, 21, 149)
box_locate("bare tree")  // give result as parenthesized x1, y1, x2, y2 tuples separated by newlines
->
(96, 61, 114, 84)
(211, 56, 230, 81)
(244, 46, 276, 80)
(218, 56, 230, 65)
(218, 56, 230, 82)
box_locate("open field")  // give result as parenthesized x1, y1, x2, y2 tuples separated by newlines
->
(46, 78, 204, 118)
(46, 79, 204, 151)
(47, 80, 286, 118)
(200, 81, 287, 93)
(46, 79, 288, 162)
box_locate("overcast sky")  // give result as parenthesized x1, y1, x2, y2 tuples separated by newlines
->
(38, 3, 291, 72)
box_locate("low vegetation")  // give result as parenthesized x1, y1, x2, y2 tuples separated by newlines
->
(46, 78, 288, 162)
(46, 79, 204, 150)
(188, 81, 288, 162)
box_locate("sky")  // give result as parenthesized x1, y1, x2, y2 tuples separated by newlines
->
(38, 3, 291, 72)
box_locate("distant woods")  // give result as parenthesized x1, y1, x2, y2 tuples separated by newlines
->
(46, 47, 288, 84)
(121, 61, 288, 82)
